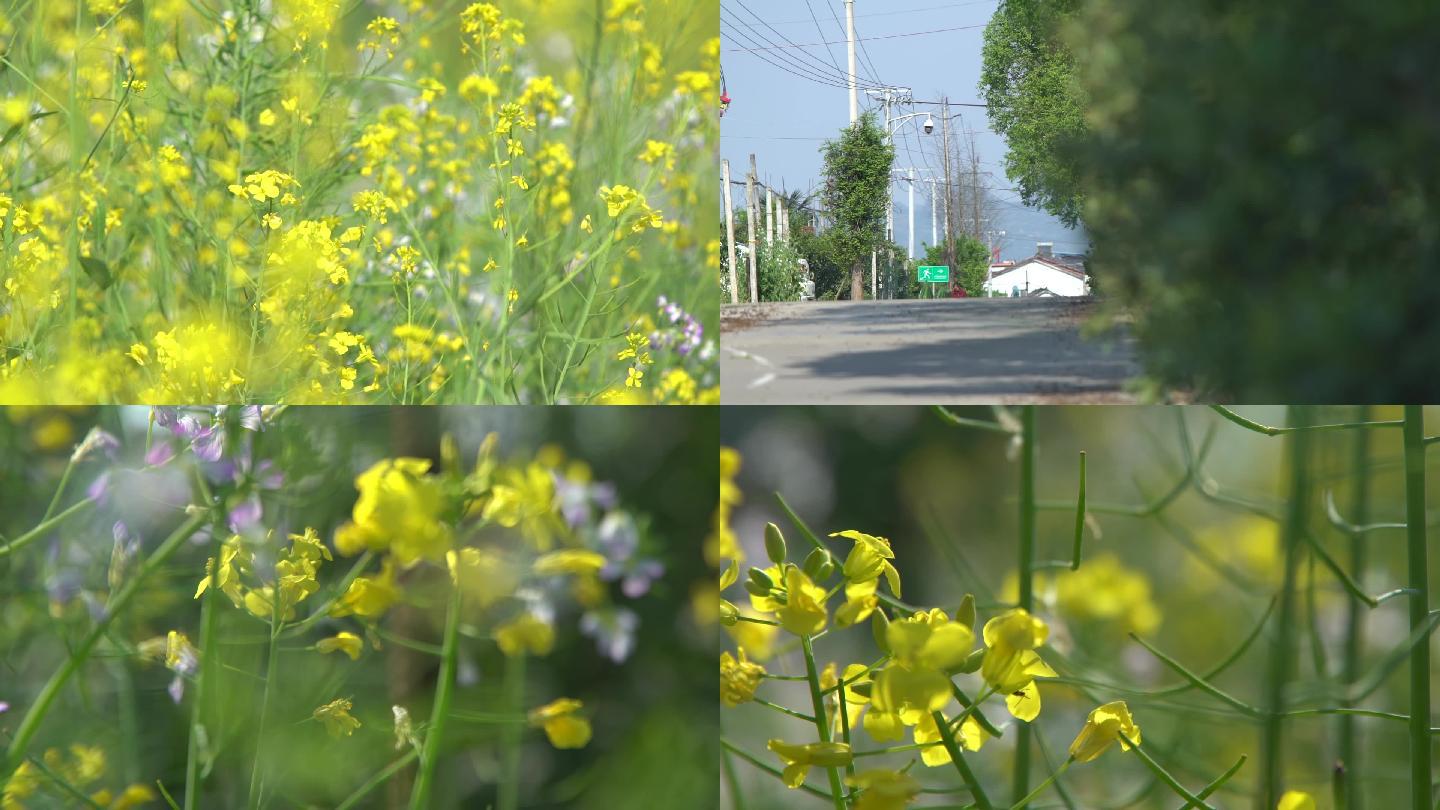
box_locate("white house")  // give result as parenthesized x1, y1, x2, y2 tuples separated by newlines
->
(983, 243, 1090, 297)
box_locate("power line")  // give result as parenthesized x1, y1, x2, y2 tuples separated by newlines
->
(822, 0, 883, 87)
(802, 0, 846, 77)
(721, 10, 865, 91)
(720, 21, 887, 93)
(722, 23, 988, 54)
(725, 127, 997, 141)
(720, 11, 896, 93)
(747, 0, 999, 27)
(730, 1, 868, 91)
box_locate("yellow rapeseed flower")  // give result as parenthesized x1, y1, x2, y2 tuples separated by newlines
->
(330, 558, 400, 619)
(313, 697, 361, 737)
(316, 631, 363, 660)
(720, 648, 765, 707)
(533, 549, 606, 577)
(847, 769, 920, 810)
(766, 739, 853, 789)
(528, 698, 591, 749)
(1277, 792, 1315, 810)
(494, 612, 554, 657)
(334, 458, 452, 566)
(775, 566, 828, 637)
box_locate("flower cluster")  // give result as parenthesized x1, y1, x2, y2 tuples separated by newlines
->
(719, 448, 1158, 808)
(600, 296, 718, 404)
(0, 1, 716, 404)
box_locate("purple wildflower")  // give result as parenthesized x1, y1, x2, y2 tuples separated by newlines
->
(580, 607, 639, 663)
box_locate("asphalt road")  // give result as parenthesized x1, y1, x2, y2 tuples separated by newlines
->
(720, 297, 1141, 404)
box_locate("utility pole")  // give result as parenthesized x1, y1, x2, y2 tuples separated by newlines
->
(765, 185, 774, 246)
(722, 159, 738, 304)
(930, 179, 938, 248)
(970, 133, 982, 240)
(845, 0, 857, 124)
(941, 96, 957, 277)
(907, 167, 915, 260)
(746, 154, 759, 303)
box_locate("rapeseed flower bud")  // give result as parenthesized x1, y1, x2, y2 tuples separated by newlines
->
(1068, 700, 1140, 763)
(763, 522, 786, 564)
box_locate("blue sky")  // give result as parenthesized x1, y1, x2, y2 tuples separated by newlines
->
(719, 0, 1088, 261)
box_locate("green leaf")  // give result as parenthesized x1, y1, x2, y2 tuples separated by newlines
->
(0, 111, 57, 149)
(78, 256, 114, 289)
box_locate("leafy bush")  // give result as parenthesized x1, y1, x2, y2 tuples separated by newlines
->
(1071, 0, 1440, 399)
(917, 236, 991, 298)
(756, 241, 805, 303)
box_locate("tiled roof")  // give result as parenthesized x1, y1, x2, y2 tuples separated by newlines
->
(989, 255, 1088, 282)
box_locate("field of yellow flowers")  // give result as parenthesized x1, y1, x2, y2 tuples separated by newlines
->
(0, 405, 717, 808)
(719, 405, 1438, 810)
(0, 1, 718, 404)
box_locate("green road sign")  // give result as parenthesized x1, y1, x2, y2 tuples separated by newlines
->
(918, 265, 950, 283)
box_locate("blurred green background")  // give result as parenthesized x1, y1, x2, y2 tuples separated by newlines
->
(0, 406, 717, 809)
(721, 405, 1439, 808)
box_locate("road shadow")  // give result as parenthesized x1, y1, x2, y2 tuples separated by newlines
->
(789, 328, 1137, 399)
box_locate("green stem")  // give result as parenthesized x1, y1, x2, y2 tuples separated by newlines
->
(4, 510, 208, 776)
(1402, 406, 1431, 810)
(932, 709, 992, 810)
(1008, 757, 1071, 810)
(1014, 405, 1036, 803)
(1071, 451, 1086, 569)
(411, 576, 463, 809)
(497, 652, 526, 810)
(336, 750, 419, 810)
(932, 406, 1015, 434)
(1259, 405, 1313, 809)
(246, 616, 282, 810)
(800, 634, 847, 810)
(1210, 405, 1402, 436)
(1338, 405, 1370, 810)
(719, 738, 833, 801)
(41, 455, 77, 523)
(184, 539, 221, 810)
(0, 498, 96, 560)
(1119, 732, 1214, 809)
(721, 747, 746, 810)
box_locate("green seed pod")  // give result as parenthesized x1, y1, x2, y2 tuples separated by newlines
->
(871, 609, 891, 655)
(764, 522, 787, 564)
(956, 593, 976, 630)
(743, 579, 769, 598)
(802, 547, 833, 580)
